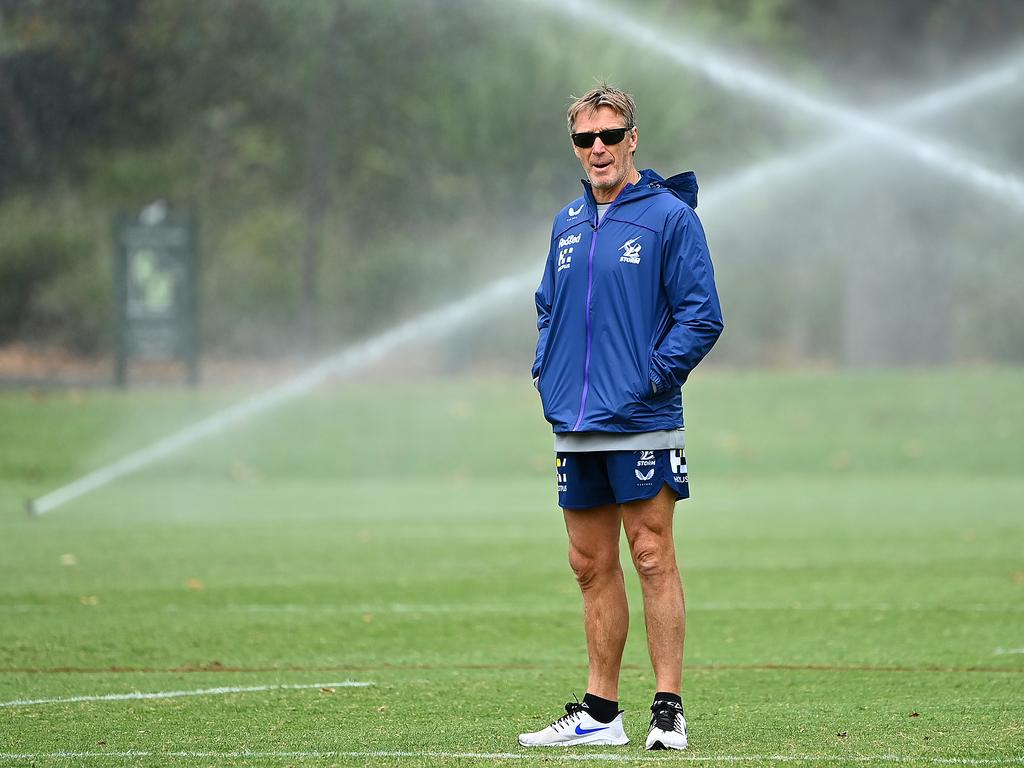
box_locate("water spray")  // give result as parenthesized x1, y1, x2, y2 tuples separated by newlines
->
(702, 50, 1024, 208)
(25, 272, 533, 516)
(528, 0, 1024, 210)
(26, 24, 1024, 516)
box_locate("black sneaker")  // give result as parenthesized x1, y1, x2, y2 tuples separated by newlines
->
(645, 700, 687, 750)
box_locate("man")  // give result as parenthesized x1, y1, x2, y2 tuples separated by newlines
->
(519, 84, 723, 751)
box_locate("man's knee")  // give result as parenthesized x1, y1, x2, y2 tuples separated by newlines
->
(628, 530, 676, 581)
(568, 545, 620, 591)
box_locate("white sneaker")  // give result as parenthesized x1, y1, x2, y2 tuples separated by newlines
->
(518, 701, 629, 747)
(645, 700, 687, 750)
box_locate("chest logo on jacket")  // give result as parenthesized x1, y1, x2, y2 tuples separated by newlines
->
(558, 232, 581, 273)
(568, 204, 585, 218)
(619, 236, 642, 265)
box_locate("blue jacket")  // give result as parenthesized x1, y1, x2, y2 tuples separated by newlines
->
(533, 168, 723, 434)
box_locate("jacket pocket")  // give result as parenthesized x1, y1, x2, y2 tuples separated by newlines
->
(635, 341, 660, 401)
(538, 368, 569, 428)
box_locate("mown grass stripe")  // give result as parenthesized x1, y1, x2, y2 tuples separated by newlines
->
(2, 601, 1021, 614)
(0, 750, 1021, 764)
(2, 663, 1021, 676)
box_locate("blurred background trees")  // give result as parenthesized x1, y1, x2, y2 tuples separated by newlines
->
(1, 0, 1022, 369)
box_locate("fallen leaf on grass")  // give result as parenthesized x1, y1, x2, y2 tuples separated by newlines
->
(910, 712, 920, 717)
(185, 578, 205, 591)
(837, 731, 848, 738)
(229, 460, 263, 484)
(447, 399, 473, 421)
(321, 687, 335, 694)
(80, 595, 99, 606)
(830, 451, 851, 471)
(902, 438, 925, 459)
(60, 554, 77, 566)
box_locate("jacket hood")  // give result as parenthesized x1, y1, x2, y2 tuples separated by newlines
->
(657, 170, 698, 209)
(581, 169, 699, 211)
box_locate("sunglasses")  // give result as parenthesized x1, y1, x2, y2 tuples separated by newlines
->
(570, 126, 633, 148)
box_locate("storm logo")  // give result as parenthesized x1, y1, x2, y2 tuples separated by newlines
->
(619, 236, 642, 264)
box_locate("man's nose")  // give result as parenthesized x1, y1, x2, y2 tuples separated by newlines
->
(591, 138, 608, 153)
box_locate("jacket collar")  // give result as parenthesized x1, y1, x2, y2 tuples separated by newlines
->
(580, 168, 699, 213)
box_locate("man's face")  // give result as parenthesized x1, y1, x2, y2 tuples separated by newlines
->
(571, 105, 638, 202)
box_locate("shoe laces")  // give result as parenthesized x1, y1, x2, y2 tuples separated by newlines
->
(552, 699, 586, 731)
(650, 700, 683, 733)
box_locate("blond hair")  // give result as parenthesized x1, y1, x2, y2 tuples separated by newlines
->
(567, 83, 637, 134)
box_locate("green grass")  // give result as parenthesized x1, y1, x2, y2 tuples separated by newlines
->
(1, 369, 1022, 767)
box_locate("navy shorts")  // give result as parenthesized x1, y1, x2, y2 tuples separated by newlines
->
(555, 449, 690, 509)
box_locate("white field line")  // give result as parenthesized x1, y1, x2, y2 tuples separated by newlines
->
(24, 42, 1022, 516)
(0, 750, 1021, 765)
(530, 0, 1024, 210)
(0, 680, 371, 708)
(216, 601, 1024, 614)
(993, 648, 1024, 655)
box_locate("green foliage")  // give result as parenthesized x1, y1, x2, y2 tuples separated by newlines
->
(196, 204, 305, 352)
(1, 0, 1022, 360)
(0, 196, 103, 350)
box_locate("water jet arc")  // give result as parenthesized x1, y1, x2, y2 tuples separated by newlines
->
(532, 0, 1024, 210)
(26, 273, 532, 516)
(702, 50, 1024, 208)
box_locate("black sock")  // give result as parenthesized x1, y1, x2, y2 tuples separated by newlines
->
(583, 692, 619, 723)
(653, 691, 682, 707)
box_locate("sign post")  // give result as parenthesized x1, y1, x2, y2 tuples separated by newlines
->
(115, 203, 199, 386)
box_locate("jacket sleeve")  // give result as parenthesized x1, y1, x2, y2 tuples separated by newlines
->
(532, 234, 557, 381)
(649, 207, 724, 394)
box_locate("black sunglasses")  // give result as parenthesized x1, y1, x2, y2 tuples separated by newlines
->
(570, 126, 633, 148)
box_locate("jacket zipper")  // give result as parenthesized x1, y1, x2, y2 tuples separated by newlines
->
(571, 179, 642, 431)
(572, 220, 600, 431)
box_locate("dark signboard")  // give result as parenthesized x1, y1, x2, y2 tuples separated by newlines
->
(115, 203, 198, 385)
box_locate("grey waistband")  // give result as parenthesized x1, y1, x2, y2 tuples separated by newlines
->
(554, 428, 685, 452)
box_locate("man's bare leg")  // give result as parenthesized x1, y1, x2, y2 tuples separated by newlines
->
(563, 503, 628, 700)
(621, 485, 684, 693)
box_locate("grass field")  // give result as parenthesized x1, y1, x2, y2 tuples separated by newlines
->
(1, 369, 1022, 767)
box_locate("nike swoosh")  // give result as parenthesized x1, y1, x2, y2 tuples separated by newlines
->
(575, 724, 609, 735)
(568, 205, 584, 217)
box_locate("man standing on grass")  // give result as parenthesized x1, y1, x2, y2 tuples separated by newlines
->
(519, 84, 723, 751)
